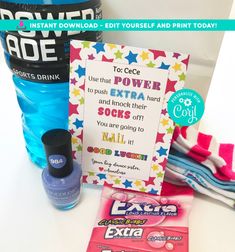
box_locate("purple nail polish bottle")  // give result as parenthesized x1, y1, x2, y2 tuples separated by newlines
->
(41, 129, 82, 210)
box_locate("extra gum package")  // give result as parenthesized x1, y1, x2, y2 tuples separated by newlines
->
(87, 182, 193, 252)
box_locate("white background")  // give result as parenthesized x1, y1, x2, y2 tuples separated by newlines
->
(103, 0, 233, 100)
(1, 1, 235, 252)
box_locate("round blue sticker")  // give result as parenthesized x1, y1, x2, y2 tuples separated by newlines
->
(167, 89, 205, 126)
(49, 155, 67, 169)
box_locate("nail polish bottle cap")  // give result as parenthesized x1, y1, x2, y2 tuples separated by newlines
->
(42, 129, 73, 178)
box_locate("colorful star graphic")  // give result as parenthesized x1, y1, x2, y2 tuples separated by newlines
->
(159, 158, 167, 168)
(93, 180, 99, 185)
(69, 129, 75, 135)
(152, 164, 159, 171)
(76, 145, 83, 152)
(88, 172, 95, 176)
(152, 156, 157, 162)
(140, 51, 149, 61)
(182, 56, 190, 69)
(156, 133, 165, 143)
(79, 97, 84, 105)
(114, 50, 123, 59)
(107, 43, 117, 50)
(93, 43, 105, 54)
(75, 65, 86, 78)
(172, 63, 182, 72)
(178, 73, 186, 81)
(149, 188, 158, 194)
(140, 187, 147, 192)
(173, 52, 181, 59)
(161, 108, 168, 115)
(102, 55, 114, 62)
(125, 51, 138, 64)
(69, 103, 79, 115)
(73, 119, 83, 129)
(97, 173, 106, 180)
(159, 62, 170, 70)
(70, 46, 81, 63)
(145, 177, 155, 186)
(149, 50, 166, 60)
(134, 180, 142, 187)
(123, 179, 132, 188)
(77, 130, 83, 142)
(88, 54, 95, 60)
(165, 79, 177, 93)
(161, 118, 169, 126)
(81, 41, 91, 48)
(157, 147, 168, 156)
(104, 181, 112, 187)
(79, 83, 85, 91)
(114, 178, 121, 184)
(147, 61, 156, 68)
(72, 137, 78, 144)
(70, 78, 77, 85)
(167, 127, 174, 134)
(157, 172, 164, 178)
(83, 175, 88, 183)
(72, 88, 80, 97)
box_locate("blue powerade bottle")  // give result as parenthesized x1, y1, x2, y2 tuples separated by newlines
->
(0, 0, 102, 168)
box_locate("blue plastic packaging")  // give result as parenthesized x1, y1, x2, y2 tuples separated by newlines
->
(0, 0, 102, 168)
(14, 76, 69, 167)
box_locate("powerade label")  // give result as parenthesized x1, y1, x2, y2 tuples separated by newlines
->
(0, 0, 102, 82)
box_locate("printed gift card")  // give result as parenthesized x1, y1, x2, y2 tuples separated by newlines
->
(69, 41, 189, 194)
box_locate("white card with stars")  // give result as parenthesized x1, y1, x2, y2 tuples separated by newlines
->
(69, 40, 189, 194)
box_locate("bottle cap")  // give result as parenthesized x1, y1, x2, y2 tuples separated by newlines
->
(42, 129, 73, 178)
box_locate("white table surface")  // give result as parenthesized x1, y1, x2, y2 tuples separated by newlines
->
(1, 32, 235, 252)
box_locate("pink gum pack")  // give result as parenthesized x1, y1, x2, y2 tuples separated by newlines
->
(87, 182, 194, 252)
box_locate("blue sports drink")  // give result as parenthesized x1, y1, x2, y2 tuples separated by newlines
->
(0, 0, 102, 168)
